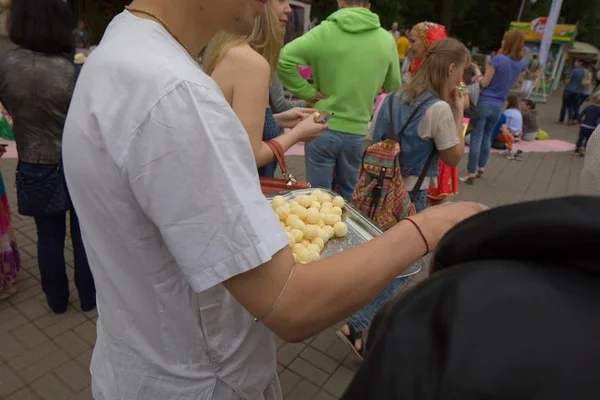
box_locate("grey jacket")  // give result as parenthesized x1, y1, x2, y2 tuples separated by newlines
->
(269, 75, 306, 113)
(0, 48, 75, 164)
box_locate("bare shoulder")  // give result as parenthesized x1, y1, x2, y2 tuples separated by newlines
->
(223, 45, 270, 75)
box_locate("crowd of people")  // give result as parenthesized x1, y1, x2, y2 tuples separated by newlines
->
(0, 0, 599, 398)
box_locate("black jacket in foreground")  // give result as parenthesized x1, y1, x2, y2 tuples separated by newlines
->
(342, 196, 600, 400)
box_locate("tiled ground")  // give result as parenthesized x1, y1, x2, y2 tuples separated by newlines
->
(0, 93, 587, 399)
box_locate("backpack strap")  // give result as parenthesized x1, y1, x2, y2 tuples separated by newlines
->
(381, 92, 397, 141)
(410, 148, 436, 196)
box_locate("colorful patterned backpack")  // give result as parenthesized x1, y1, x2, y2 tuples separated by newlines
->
(352, 93, 436, 231)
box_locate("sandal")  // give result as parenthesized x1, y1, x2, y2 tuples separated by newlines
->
(336, 324, 365, 360)
(476, 169, 484, 178)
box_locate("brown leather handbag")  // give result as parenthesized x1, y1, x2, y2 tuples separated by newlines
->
(260, 140, 311, 194)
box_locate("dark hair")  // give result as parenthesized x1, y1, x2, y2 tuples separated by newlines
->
(525, 99, 536, 110)
(532, 54, 538, 59)
(506, 94, 519, 109)
(10, 0, 75, 55)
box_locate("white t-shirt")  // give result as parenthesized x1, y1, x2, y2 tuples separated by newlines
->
(63, 11, 288, 400)
(367, 100, 460, 190)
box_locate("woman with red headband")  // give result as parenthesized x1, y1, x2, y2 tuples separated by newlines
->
(408, 22, 460, 205)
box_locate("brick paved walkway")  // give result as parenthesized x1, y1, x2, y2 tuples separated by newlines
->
(0, 93, 586, 399)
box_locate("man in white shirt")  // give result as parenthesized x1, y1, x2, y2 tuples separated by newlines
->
(63, 0, 482, 398)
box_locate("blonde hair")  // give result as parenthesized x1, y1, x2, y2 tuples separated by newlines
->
(501, 30, 525, 60)
(403, 38, 470, 103)
(202, 1, 283, 81)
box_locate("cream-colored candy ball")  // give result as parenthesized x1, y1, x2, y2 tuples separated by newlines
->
(305, 212, 321, 225)
(321, 201, 333, 210)
(312, 237, 325, 250)
(324, 213, 342, 226)
(292, 244, 307, 256)
(289, 218, 306, 231)
(311, 189, 324, 198)
(292, 205, 308, 221)
(310, 201, 321, 210)
(286, 232, 296, 247)
(321, 193, 333, 204)
(307, 194, 318, 203)
(275, 206, 290, 221)
(290, 229, 304, 243)
(303, 225, 320, 240)
(331, 206, 343, 216)
(289, 200, 299, 208)
(319, 220, 325, 228)
(300, 239, 311, 247)
(299, 250, 320, 263)
(320, 207, 332, 215)
(306, 243, 321, 253)
(307, 207, 320, 214)
(323, 225, 335, 239)
(298, 195, 312, 208)
(334, 222, 348, 237)
(285, 226, 292, 232)
(285, 214, 300, 226)
(318, 229, 330, 242)
(332, 196, 345, 208)
(271, 196, 286, 209)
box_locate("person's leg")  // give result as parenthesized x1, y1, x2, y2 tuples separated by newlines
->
(477, 106, 503, 170)
(69, 209, 96, 311)
(582, 127, 594, 148)
(566, 92, 577, 122)
(466, 103, 491, 175)
(34, 212, 69, 313)
(336, 133, 366, 201)
(305, 130, 338, 191)
(559, 91, 569, 122)
(410, 189, 428, 213)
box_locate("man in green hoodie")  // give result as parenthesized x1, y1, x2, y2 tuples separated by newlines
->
(277, 0, 400, 200)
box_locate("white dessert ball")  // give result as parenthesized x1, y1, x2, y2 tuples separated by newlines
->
(332, 196, 345, 208)
(320, 207, 332, 215)
(289, 200, 299, 208)
(285, 214, 300, 226)
(321, 201, 333, 210)
(331, 206, 343, 216)
(290, 229, 304, 243)
(312, 237, 325, 250)
(299, 250, 320, 263)
(310, 201, 322, 210)
(272, 196, 286, 209)
(323, 225, 335, 239)
(324, 213, 342, 226)
(300, 239, 311, 248)
(303, 225, 320, 240)
(306, 243, 321, 254)
(305, 212, 321, 225)
(298, 195, 313, 208)
(321, 193, 333, 204)
(275, 206, 291, 221)
(289, 218, 306, 231)
(307, 194, 318, 203)
(292, 244, 307, 256)
(286, 232, 296, 247)
(334, 221, 348, 237)
(311, 189, 324, 198)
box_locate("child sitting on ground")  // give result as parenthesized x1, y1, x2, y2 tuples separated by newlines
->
(577, 92, 600, 156)
(503, 94, 523, 142)
(521, 99, 540, 141)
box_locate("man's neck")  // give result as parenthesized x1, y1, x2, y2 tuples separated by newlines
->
(127, 0, 213, 56)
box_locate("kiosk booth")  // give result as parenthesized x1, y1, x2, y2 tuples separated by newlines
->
(508, 20, 577, 102)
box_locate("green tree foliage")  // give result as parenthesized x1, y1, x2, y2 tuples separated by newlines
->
(310, 0, 600, 49)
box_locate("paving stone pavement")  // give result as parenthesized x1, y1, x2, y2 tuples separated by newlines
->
(0, 92, 586, 399)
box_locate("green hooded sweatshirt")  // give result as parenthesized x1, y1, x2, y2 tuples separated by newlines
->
(277, 7, 401, 135)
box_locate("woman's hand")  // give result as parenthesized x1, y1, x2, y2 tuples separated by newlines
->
(274, 107, 317, 129)
(471, 62, 483, 79)
(449, 88, 465, 115)
(292, 112, 327, 142)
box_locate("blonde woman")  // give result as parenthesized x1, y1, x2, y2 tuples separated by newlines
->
(344, 38, 469, 357)
(203, 0, 324, 178)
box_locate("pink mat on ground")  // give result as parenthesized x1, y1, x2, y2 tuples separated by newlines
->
(0, 139, 18, 159)
(285, 140, 576, 157)
(465, 139, 575, 153)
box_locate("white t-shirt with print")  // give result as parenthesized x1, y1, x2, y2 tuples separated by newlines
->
(367, 100, 460, 191)
(63, 11, 288, 400)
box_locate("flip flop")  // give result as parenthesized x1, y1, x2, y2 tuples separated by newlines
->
(336, 324, 364, 360)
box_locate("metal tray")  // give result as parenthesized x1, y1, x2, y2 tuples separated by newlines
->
(266, 188, 421, 279)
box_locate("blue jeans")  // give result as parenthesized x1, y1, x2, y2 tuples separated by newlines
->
(347, 189, 427, 333)
(467, 103, 503, 174)
(305, 129, 365, 200)
(560, 91, 583, 122)
(34, 210, 95, 313)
